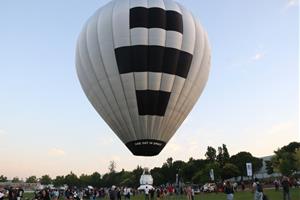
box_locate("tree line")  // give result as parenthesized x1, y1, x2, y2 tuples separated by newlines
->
(1, 142, 299, 188)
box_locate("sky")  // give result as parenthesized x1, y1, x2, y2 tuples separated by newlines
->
(0, 0, 299, 180)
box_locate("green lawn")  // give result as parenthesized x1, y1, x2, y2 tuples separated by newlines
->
(23, 188, 299, 200)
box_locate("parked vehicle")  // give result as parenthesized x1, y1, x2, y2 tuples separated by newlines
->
(191, 185, 201, 194)
(201, 183, 217, 193)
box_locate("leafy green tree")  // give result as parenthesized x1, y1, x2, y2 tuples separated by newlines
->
(192, 162, 220, 183)
(26, 176, 38, 183)
(40, 175, 52, 185)
(192, 169, 210, 184)
(181, 158, 207, 182)
(118, 170, 134, 187)
(109, 161, 116, 173)
(0, 175, 7, 182)
(280, 142, 300, 153)
(265, 142, 300, 176)
(229, 152, 263, 179)
(222, 144, 230, 161)
(64, 172, 79, 187)
(151, 167, 165, 186)
(271, 142, 300, 176)
(131, 165, 143, 187)
(217, 144, 230, 168)
(12, 177, 20, 183)
(265, 160, 274, 175)
(166, 157, 173, 167)
(221, 163, 240, 180)
(90, 172, 102, 187)
(205, 146, 217, 162)
(79, 174, 91, 187)
(53, 176, 65, 187)
(295, 149, 300, 170)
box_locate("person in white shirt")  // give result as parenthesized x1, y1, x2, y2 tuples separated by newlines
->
(0, 190, 5, 200)
(144, 186, 150, 200)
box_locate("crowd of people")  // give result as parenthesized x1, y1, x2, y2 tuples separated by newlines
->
(0, 187, 24, 200)
(0, 176, 298, 200)
(221, 176, 298, 200)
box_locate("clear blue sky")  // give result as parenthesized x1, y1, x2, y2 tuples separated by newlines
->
(0, 0, 298, 179)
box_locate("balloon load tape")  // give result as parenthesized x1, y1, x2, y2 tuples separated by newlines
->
(126, 139, 166, 156)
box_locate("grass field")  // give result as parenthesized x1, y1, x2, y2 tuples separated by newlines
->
(23, 189, 300, 200)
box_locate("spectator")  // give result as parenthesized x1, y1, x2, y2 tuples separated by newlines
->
(116, 188, 121, 200)
(274, 179, 279, 191)
(8, 187, 17, 200)
(123, 187, 130, 200)
(149, 189, 154, 200)
(253, 178, 263, 200)
(109, 186, 117, 200)
(240, 182, 245, 191)
(39, 189, 50, 200)
(186, 186, 192, 200)
(281, 176, 291, 200)
(232, 182, 238, 192)
(0, 189, 5, 200)
(156, 188, 160, 200)
(17, 188, 24, 200)
(144, 186, 150, 200)
(224, 181, 234, 200)
(191, 187, 195, 200)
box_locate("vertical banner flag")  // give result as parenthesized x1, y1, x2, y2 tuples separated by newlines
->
(210, 169, 214, 181)
(246, 163, 253, 177)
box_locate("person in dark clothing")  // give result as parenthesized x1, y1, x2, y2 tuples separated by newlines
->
(116, 189, 121, 200)
(17, 188, 24, 200)
(156, 189, 160, 200)
(274, 179, 280, 191)
(8, 187, 17, 200)
(65, 189, 73, 200)
(34, 190, 40, 200)
(282, 176, 291, 200)
(39, 189, 50, 200)
(84, 189, 90, 200)
(93, 190, 97, 200)
(109, 186, 117, 200)
(149, 189, 154, 200)
(224, 181, 234, 200)
(241, 182, 245, 191)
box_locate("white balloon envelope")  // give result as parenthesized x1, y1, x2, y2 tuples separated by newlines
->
(76, 0, 211, 156)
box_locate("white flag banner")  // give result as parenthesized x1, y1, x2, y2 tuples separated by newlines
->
(246, 163, 253, 177)
(210, 169, 214, 181)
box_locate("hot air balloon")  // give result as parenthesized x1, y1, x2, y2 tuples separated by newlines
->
(76, 0, 211, 156)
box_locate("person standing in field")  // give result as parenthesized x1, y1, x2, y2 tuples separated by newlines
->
(224, 181, 234, 200)
(186, 186, 192, 200)
(274, 179, 280, 191)
(0, 189, 5, 200)
(281, 176, 291, 200)
(144, 186, 150, 200)
(252, 178, 263, 200)
(191, 187, 195, 200)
